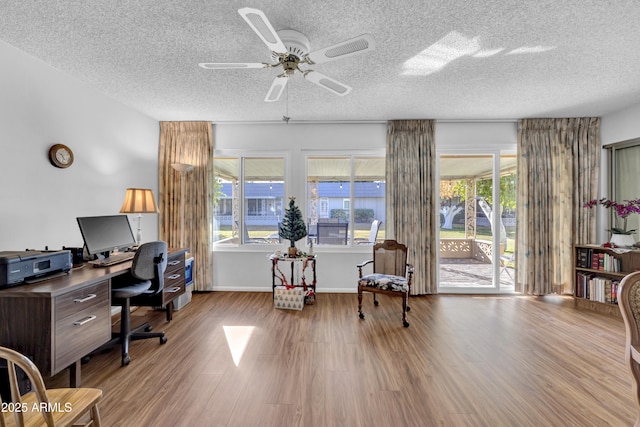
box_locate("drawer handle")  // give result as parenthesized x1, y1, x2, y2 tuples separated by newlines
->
(167, 274, 181, 280)
(168, 260, 181, 266)
(165, 286, 181, 293)
(74, 294, 97, 303)
(73, 315, 97, 326)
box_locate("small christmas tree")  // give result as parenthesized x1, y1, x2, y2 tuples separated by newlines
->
(279, 197, 307, 254)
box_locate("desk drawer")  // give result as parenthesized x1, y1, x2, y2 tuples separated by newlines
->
(165, 256, 184, 275)
(54, 280, 111, 371)
(54, 295, 110, 371)
(163, 269, 185, 305)
(55, 280, 109, 321)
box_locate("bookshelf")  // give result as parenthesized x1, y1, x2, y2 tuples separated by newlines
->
(574, 244, 640, 318)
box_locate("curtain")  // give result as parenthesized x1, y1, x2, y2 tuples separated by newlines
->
(159, 121, 214, 291)
(516, 118, 600, 295)
(386, 120, 437, 294)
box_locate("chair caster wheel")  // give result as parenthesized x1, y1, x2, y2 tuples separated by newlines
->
(122, 356, 131, 366)
(359, 313, 365, 319)
(406, 306, 411, 312)
(374, 300, 379, 306)
(144, 325, 153, 332)
(160, 336, 168, 344)
(403, 321, 410, 328)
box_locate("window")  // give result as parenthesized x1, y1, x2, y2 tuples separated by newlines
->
(213, 156, 285, 245)
(307, 156, 385, 245)
(608, 139, 640, 242)
(213, 151, 384, 247)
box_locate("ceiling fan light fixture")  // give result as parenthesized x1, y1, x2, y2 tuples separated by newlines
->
(271, 30, 311, 61)
(200, 8, 375, 102)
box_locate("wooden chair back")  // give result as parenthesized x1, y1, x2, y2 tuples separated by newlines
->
(0, 345, 102, 426)
(618, 271, 640, 427)
(373, 240, 408, 276)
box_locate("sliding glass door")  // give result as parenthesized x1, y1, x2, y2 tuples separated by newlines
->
(437, 151, 516, 293)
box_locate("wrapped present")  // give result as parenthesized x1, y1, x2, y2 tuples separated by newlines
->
(274, 285, 304, 310)
(304, 288, 315, 305)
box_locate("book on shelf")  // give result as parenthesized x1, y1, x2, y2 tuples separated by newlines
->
(575, 271, 619, 304)
(575, 247, 622, 272)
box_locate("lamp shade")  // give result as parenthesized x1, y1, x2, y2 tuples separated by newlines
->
(119, 188, 158, 214)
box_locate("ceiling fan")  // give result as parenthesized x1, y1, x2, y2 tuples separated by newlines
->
(198, 7, 376, 102)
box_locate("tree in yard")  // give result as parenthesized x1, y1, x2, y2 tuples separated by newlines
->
(440, 180, 464, 229)
(279, 197, 308, 248)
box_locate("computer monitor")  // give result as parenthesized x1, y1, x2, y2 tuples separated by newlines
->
(76, 215, 137, 258)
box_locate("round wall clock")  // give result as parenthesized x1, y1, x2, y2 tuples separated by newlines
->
(48, 144, 74, 168)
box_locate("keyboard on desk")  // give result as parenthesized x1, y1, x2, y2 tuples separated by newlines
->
(88, 252, 135, 267)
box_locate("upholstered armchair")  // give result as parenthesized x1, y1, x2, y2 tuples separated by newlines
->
(618, 271, 640, 427)
(357, 240, 413, 327)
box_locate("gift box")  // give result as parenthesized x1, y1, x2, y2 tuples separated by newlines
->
(304, 288, 315, 305)
(274, 286, 304, 310)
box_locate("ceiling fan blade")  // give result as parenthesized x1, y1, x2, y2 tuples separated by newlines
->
(198, 63, 267, 70)
(303, 71, 352, 96)
(305, 34, 376, 64)
(238, 7, 288, 55)
(265, 76, 289, 102)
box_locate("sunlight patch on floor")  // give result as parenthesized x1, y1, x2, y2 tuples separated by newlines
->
(223, 325, 255, 367)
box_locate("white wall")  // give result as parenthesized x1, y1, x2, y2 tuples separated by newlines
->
(602, 102, 640, 145)
(0, 38, 522, 293)
(212, 121, 517, 292)
(0, 40, 159, 251)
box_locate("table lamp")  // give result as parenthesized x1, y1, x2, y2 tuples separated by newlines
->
(119, 188, 158, 245)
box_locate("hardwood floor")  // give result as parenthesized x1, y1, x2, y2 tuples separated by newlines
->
(48, 291, 637, 426)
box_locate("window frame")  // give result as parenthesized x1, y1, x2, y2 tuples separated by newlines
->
(212, 148, 385, 250)
(304, 150, 386, 246)
(213, 150, 289, 247)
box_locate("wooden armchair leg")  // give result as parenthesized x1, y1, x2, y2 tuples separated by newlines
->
(402, 293, 409, 328)
(358, 289, 365, 319)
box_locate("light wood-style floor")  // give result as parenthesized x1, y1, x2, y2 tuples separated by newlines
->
(48, 291, 636, 426)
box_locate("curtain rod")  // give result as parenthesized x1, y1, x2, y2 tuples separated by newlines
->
(211, 119, 518, 125)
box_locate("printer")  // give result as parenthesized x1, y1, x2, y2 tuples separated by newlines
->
(0, 250, 72, 288)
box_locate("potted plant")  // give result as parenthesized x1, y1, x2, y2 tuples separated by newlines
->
(584, 198, 640, 247)
(279, 197, 308, 257)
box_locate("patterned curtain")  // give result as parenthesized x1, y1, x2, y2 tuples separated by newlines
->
(516, 118, 600, 295)
(159, 122, 214, 291)
(386, 120, 437, 294)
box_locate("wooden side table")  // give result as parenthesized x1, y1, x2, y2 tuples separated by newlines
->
(271, 255, 317, 304)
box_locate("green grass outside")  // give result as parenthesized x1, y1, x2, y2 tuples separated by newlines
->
(215, 223, 514, 252)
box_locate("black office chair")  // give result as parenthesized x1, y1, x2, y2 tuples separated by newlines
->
(109, 241, 168, 366)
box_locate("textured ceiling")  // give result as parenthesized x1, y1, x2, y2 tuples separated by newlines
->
(1, 1, 639, 123)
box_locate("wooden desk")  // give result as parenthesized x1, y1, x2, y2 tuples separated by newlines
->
(0, 248, 188, 386)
